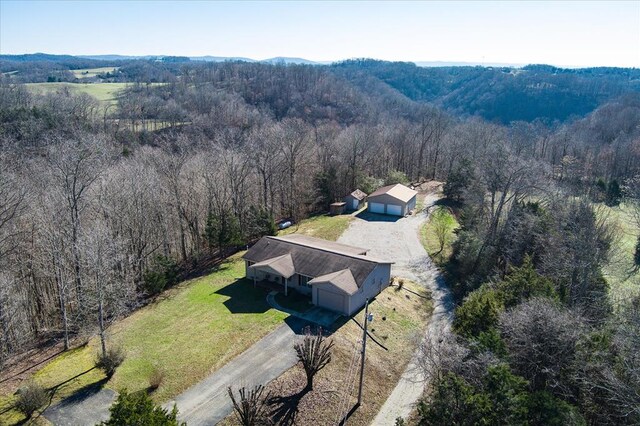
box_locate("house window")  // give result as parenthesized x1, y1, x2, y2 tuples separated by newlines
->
(299, 275, 312, 288)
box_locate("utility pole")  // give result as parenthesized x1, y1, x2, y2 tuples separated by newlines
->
(357, 299, 370, 406)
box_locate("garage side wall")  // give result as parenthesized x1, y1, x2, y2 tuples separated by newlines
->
(348, 263, 392, 315)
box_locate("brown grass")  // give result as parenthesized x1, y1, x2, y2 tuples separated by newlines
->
(221, 280, 432, 425)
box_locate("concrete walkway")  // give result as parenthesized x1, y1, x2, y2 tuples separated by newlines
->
(338, 192, 454, 425)
(164, 317, 306, 426)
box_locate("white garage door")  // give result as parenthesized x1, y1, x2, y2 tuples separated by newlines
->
(387, 204, 403, 216)
(317, 289, 346, 314)
(369, 202, 385, 214)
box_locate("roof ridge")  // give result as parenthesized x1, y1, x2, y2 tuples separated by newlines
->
(266, 235, 392, 264)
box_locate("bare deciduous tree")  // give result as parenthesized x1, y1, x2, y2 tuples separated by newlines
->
(294, 327, 334, 391)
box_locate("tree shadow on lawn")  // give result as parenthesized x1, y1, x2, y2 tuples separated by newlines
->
(214, 279, 273, 314)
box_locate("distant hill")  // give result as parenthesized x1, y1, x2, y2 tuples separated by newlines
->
(415, 61, 526, 68)
(3, 53, 640, 123)
(261, 57, 322, 65)
(332, 59, 640, 123)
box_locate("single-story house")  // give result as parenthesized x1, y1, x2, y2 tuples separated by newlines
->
(344, 189, 367, 211)
(243, 234, 392, 315)
(367, 183, 418, 216)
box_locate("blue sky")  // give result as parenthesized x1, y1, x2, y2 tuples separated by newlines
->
(1, 1, 638, 67)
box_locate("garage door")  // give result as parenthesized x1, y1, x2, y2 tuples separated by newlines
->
(387, 204, 403, 216)
(369, 202, 385, 214)
(352, 199, 359, 210)
(317, 289, 346, 314)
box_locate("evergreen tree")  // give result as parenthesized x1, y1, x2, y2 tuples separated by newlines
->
(605, 179, 622, 206)
(101, 390, 185, 426)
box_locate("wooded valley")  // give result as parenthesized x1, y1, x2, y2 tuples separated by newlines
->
(1, 56, 639, 424)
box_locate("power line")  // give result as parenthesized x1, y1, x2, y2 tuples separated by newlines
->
(333, 336, 361, 425)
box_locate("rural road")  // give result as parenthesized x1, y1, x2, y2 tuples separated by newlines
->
(338, 191, 455, 424)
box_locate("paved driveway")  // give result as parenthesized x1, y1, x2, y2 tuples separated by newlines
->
(164, 317, 308, 426)
(338, 193, 454, 424)
(43, 385, 116, 425)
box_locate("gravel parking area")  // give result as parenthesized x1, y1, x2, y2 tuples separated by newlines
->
(338, 192, 454, 424)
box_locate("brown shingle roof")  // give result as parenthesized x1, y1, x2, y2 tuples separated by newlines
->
(368, 183, 418, 203)
(348, 189, 367, 201)
(249, 254, 295, 278)
(308, 269, 359, 295)
(243, 235, 390, 286)
(276, 234, 367, 256)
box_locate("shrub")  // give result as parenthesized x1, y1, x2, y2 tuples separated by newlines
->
(101, 389, 184, 425)
(148, 367, 164, 391)
(228, 385, 272, 426)
(15, 382, 48, 418)
(385, 170, 410, 186)
(453, 285, 504, 338)
(143, 255, 179, 296)
(96, 346, 125, 378)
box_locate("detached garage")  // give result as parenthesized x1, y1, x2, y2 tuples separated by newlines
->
(367, 183, 418, 216)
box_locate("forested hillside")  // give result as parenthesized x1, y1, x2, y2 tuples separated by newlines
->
(3, 55, 640, 122)
(1, 58, 639, 424)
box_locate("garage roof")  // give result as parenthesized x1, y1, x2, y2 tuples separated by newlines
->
(309, 269, 358, 295)
(369, 183, 418, 202)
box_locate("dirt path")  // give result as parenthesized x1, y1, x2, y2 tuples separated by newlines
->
(338, 191, 454, 424)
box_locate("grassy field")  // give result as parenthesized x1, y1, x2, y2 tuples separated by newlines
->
(0, 253, 288, 424)
(25, 82, 129, 105)
(278, 213, 353, 241)
(420, 206, 460, 267)
(71, 67, 118, 79)
(222, 280, 432, 425)
(598, 202, 640, 301)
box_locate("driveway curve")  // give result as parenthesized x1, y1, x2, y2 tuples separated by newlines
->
(338, 192, 454, 425)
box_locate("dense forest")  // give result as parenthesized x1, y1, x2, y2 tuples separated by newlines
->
(1, 57, 639, 424)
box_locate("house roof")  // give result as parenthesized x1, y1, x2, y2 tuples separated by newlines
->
(248, 253, 295, 278)
(368, 183, 418, 203)
(309, 269, 358, 295)
(243, 235, 390, 287)
(347, 189, 367, 201)
(275, 234, 368, 256)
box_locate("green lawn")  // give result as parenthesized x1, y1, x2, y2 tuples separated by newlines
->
(598, 202, 640, 301)
(278, 213, 353, 241)
(25, 82, 129, 105)
(0, 253, 287, 424)
(421, 206, 460, 267)
(71, 67, 118, 79)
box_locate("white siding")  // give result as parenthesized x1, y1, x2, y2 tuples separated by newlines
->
(347, 263, 392, 315)
(369, 202, 385, 214)
(386, 204, 402, 216)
